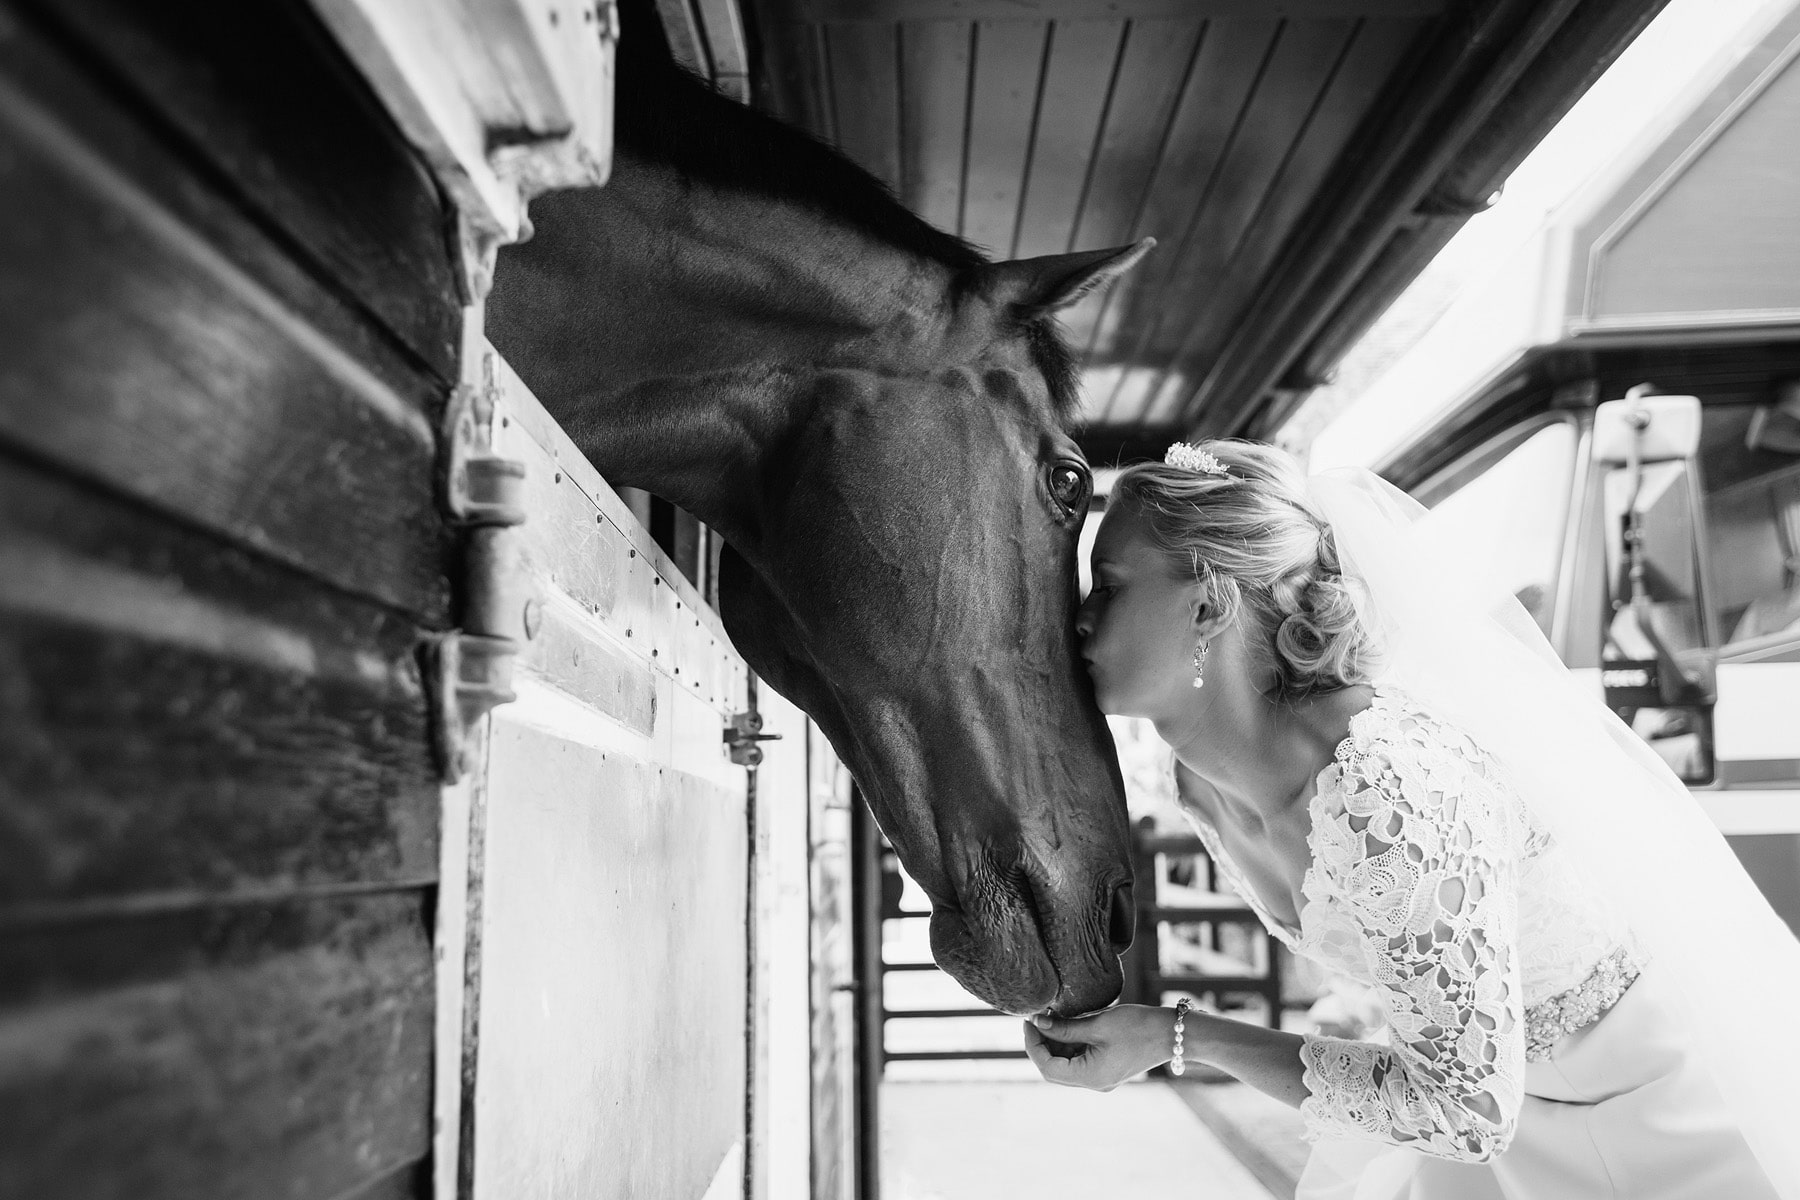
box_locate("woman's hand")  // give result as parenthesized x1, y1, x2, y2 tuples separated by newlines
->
(1022, 1003, 1181, 1092)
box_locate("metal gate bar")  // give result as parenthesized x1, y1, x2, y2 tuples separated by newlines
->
(1127, 820, 1285, 1038)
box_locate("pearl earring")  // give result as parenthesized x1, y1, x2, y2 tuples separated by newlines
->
(1192, 640, 1209, 689)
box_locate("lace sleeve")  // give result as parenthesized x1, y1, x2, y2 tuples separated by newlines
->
(1296, 719, 1526, 1163)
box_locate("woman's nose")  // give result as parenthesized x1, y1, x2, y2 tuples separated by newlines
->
(1073, 596, 1096, 641)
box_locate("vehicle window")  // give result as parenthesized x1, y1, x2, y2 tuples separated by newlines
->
(1698, 404, 1800, 649)
(1415, 421, 1579, 636)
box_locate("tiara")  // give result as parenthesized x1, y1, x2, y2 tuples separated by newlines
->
(1165, 442, 1229, 477)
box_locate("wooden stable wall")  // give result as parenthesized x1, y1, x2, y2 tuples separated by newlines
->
(1, 2, 862, 1198)
(0, 1, 459, 1195)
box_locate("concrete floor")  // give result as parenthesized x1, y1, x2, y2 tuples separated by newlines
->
(880, 1079, 1277, 1200)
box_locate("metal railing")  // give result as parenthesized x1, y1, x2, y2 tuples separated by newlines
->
(1123, 819, 1284, 1030)
(865, 819, 1291, 1069)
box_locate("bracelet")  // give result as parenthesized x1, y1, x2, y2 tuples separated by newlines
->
(1168, 997, 1192, 1076)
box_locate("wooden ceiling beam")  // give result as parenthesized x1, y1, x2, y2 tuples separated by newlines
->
(766, 0, 1444, 23)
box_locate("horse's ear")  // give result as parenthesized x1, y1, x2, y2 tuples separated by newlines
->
(979, 238, 1155, 315)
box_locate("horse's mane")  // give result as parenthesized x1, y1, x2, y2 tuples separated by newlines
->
(613, 29, 1082, 422)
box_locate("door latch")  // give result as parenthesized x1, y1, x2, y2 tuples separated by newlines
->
(723, 710, 782, 767)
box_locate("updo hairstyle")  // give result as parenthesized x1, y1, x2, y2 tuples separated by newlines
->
(1110, 440, 1381, 701)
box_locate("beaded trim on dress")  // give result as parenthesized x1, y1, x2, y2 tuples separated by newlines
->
(1524, 945, 1640, 1062)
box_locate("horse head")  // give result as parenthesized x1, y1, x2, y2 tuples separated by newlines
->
(717, 243, 1152, 1017)
(485, 46, 1151, 1014)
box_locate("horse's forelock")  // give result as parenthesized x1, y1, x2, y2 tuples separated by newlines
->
(1024, 315, 1081, 426)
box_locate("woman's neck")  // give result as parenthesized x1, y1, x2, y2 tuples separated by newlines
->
(1166, 654, 1374, 820)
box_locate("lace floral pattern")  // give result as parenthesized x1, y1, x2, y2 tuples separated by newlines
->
(1292, 689, 1526, 1162)
(1178, 687, 1645, 1161)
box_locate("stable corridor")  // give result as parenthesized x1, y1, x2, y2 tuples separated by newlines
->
(882, 1079, 1281, 1200)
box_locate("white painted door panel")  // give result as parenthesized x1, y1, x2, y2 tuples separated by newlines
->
(466, 349, 751, 1200)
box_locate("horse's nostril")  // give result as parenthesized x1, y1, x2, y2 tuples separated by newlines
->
(1107, 882, 1136, 954)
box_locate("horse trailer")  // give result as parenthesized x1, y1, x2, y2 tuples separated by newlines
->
(1329, 0, 1800, 928)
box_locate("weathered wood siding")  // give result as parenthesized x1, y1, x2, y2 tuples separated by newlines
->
(0, 1, 459, 1195)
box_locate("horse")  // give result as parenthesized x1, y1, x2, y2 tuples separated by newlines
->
(485, 40, 1151, 1018)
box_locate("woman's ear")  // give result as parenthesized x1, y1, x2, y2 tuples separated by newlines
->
(1190, 590, 1231, 641)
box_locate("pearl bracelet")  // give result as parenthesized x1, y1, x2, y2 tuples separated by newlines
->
(1168, 996, 1193, 1076)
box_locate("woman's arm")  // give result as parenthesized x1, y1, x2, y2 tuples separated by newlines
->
(1022, 1004, 1308, 1107)
(1028, 729, 1528, 1164)
(1179, 1013, 1311, 1108)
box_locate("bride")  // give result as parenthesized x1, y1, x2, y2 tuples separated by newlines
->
(1024, 440, 1800, 1199)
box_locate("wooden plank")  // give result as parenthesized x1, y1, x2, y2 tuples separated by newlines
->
(960, 19, 1050, 255)
(0, 892, 434, 1200)
(0, 454, 438, 916)
(778, 0, 1444, 19)
(1166, 18, 1424, 418)
(1144, 19, 1353, 422)
(898, 20, 973, 233)
(37, 0, 464, 380)
(0, 32, 450, 621)
(1010, 18, 1127, 260)
(825, 23, 904, 190)
(1061, 17, 1205, 353)
(655, 0, 712, 74)
(1087, 17, 1280, 423)
(1138, 18, 1362, 426)
(696, 0, 754, 97)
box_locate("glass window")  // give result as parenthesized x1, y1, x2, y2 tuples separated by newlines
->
(1414, 421, 1580, 636)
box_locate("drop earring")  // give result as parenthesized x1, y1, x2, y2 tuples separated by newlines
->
(1192, 640, 1209, 689)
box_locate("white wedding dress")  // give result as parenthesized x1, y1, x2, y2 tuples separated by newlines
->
(1181, 685, 1781, 1200)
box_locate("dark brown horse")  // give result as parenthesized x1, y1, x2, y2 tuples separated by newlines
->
(486, 45, 1150, 1017)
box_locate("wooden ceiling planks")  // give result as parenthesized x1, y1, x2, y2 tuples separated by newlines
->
(823, 22, 904, 190)
(1009, 19, 1127, 259)
(1135, 17, 1425, 427)
(1085, 18, 1284, 423)
(1163, 17, 1422, 418)
(748, 0, 1659, 452)
(897, 22, 973, 231)
(960, 21, 1050, 255)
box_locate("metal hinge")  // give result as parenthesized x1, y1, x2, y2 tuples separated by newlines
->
(445, 368, 527, 527)
(428, 630, 518, 782)
(431, 354, 530, 782)
(723, 710, 782, 768)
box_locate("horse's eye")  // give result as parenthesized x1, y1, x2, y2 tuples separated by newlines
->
(1047, 461, 1091, 519)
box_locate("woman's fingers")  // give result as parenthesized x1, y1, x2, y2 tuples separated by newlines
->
(1029, 1012, 1092, 1045)
(1024, 1019, 1099, 1085)
(1023, 1021, 1077, 1084)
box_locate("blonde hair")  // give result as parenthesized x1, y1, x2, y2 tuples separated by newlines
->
(1111, 440, 1380, 700)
